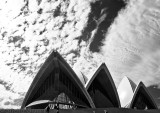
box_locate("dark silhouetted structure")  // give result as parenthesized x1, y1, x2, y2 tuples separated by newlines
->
(20, 50, 158, 112)
(127, 82, 158, 109)
(21, 51, 95, 109)
(85, 63, 120, 108)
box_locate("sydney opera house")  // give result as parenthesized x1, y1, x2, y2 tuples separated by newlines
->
(3, 51, 160, 113)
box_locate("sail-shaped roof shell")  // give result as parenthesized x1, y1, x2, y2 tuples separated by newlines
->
(128, 82, 158, 109)
(85, 63, 120, 108)
(117, 76, 136, 107)
(21, 51, 95, 109)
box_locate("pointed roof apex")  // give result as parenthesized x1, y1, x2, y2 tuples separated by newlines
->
(117, 76, 137, 107)
(122, 76, 137, 91)
(85, 63, 111, 89)
(100, 62, 107, 67)
(21, 50, 95, 109)
(128, 81, 158, 109)
(85, 63, 120, 108)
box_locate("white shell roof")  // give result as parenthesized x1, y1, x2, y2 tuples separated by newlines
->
(117, 76, 137, 107)
(26, 100, 51, 108)
(76, 72, 88, 86)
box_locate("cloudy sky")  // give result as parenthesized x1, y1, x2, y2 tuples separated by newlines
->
(0, 0, 160, 109)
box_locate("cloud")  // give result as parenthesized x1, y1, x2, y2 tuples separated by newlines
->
(1, 0, 160, 109)
(0, 84, 22, 109)
(0, 0, 93, 108)
(73, 48, 104, 81)
(101, 0, 160, 87)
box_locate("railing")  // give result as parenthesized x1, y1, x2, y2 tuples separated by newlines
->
(0, 108, 160, 113)
(46, 102, 88, 109)
(26, 101, 88, 109)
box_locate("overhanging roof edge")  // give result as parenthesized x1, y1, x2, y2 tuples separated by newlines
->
(85, 63, 120, 107)
(21, 55, 57, 108)
(129, 82, 158, 109)
(57, 56, 95, 108)
(22, 51, 95, 108)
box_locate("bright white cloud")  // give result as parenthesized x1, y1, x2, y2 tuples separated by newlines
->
(0, 84, 22, 109)
(101, 0, 160, 87)
(0, 0, 92, 109)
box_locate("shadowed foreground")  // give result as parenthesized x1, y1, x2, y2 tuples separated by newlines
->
(0, 108, 160, 113)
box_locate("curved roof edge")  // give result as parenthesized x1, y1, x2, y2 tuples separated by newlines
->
(117, 76, 137, 107)
(26, 100, 51, 108)
(21, 50, 95, 108)
(21, 51, 57, 108)
(118, 76, 137, 92)
(126, 76, 137, 91)
(85, 63, 120, 108)
(56, 52, 95, 108)
(81, 72, 88, 84)
(128, 82, 158, 109)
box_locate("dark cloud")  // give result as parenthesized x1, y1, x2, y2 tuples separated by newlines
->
(147, 85, 160, 108)
(79, 0, 127, 52)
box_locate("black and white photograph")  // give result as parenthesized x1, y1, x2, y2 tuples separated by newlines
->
(0, 0, 160, 112)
